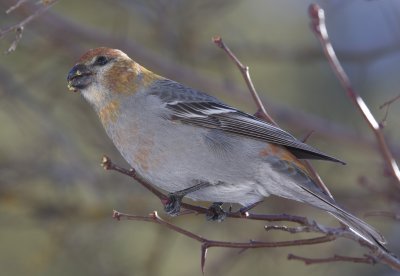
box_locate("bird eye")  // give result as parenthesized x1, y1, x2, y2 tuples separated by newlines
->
(94, 55, 109, 66)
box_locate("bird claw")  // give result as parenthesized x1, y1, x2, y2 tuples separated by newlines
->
(206, 202, 227, 222)
(164, 193, 182, 216)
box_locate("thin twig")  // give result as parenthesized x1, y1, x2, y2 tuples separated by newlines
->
(364, 211, 400, 221)
(13, 4, 400, 159)
(380, 94, 400, 110)
(300, 133, 332, 197)
(309, 4, 400, 187)
(101, 156, 310, 223)
(288, 254, 376, 265)
(6, 0, 29, 14)
(379, 94, 400, 128)
(265, 225, 312, 234)
(113, 210, 336, 273)
(5, 26, 23, 54)
(212, 35, 277, 126)
(103, 155, 400, 271)
(212, 35, 332, 198)
(301, 130, 315, 143)
(0, 0, 59, 51)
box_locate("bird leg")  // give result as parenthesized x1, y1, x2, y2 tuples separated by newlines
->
(206, 201, 262, 222)
(164, 180, 211, 216)
(206, 202, 227, 222)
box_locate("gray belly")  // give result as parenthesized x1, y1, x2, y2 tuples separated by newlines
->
(111, 116, 264, 205)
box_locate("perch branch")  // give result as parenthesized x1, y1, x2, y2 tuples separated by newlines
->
(97, 6, 400, 272)
(102, 156, 400, 271)
(113, 210, 336, 273)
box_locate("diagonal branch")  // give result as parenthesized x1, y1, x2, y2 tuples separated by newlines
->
(309, 4, 400, 188)
(212, 35, 277, 126)
(212, 35, 333, 199)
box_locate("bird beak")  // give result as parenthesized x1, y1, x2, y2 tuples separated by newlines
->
(67, 64, 93, 92)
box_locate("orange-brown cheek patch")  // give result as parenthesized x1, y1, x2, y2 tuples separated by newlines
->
(105, 63, 137, 94)
(104, 62, 163, 94)
(99, 100, 120, 126)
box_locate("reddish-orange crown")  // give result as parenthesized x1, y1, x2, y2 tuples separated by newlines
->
(77, 47, 124, 63)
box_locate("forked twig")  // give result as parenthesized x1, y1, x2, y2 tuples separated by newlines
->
(102, 156, 400, 272)
(113, 210, 336, 273)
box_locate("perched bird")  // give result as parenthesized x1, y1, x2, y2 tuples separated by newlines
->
(67, 47, 386, 248)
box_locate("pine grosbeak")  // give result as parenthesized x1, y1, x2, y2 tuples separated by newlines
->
(67, 47, 386, 248)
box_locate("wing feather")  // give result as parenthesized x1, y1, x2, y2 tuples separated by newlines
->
(167, 101, 344, 164)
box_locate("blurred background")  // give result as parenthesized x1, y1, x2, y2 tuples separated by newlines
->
(1, 0, 400, 275)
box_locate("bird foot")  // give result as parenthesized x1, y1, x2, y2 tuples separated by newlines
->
(206, 202, 227, 222)
(164, 193, 182, 216)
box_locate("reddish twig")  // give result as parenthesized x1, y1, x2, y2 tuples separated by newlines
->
(98, 14, 400, 272)
(212, 35, 333, 199)
(102, 156, 400, 271)
(288, 253, 376, 265)
(113, 210, 336, 273)
(309, 4, 400, 187)
(212, 35, 277, 126)
(101, 156, 309, 223)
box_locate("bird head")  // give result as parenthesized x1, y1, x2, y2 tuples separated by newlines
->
(67, 47, 162, 110)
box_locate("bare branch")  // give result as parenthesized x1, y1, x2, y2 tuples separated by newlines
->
(103, 156, 400, 271)
(101, 156, 311, 224)
(309, 4, 400, 187)
(11, 6, 400, 159)
(379, 94, 400, 128)
(5, 26, 23, 54)
(301, 130, 315, 143)
(113, 210, 336, 273)
(212, 35, 333, 199)
(6, 0, 29, 14)
(212, 35, 277, 126)
(0, 0, 59, 51)
(288, 254, 376, 265)
(364, 211, 400, 221)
